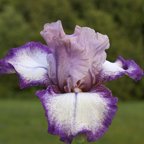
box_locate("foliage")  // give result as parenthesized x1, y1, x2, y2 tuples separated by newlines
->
(0, 0, 144, 100)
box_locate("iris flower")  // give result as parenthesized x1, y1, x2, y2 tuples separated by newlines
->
(0, 20, 143, 144)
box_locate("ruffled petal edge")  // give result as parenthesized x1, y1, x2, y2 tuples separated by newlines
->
(100, 56, 144, 82)
(36, 85, 118, 143)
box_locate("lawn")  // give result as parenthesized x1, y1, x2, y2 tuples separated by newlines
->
(0, 99, 144, 144)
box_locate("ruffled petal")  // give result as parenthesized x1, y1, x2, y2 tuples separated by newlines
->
(61, 26, 109, 84)
(40, 20, 65, 48)
(100, 56, 144, 82)
(0, 42, 56, 88)
(36, 85, 118, 144)
(41, 21, 110, 90)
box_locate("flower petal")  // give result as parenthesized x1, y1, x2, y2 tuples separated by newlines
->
(0, 42, 56, 88)
(61, 26, 109, 85)
(100, 56, 144, 82)
(0, 59, 15, 74)
(41, 21, 110, 90)
(36, 85, 117, 143)
(40, 20, 65, 49)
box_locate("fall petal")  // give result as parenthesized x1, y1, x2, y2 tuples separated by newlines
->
(0, 59, 15, 74)
(36, 85, 118, 143)
(100, 56, 144, 82)
(0, 42, 56, 88)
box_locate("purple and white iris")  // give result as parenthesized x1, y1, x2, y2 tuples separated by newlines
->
(0, 20, 143, 144)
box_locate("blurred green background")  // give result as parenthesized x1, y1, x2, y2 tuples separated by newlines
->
(0, 0, 144, 144)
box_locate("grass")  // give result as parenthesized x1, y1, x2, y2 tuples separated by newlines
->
(0, 99, 144, 144)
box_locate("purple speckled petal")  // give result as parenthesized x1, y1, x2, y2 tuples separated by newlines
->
(0, 42, 56, 88)
(36, 85, 118, 144)
(41, 21, 110, 90)
(100, 56, 144, 82)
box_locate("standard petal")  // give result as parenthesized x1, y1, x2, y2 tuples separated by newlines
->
(0, 42, 56, 88)
(36, 86, 118, 144)
(60, 26, 109, 86)
(40, 20, 65, 48)
(100, 56, 144, 82)
(40, 21, 110, 91)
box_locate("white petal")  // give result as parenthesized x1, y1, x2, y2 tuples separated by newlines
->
(0, 42, 56, 88)
(37, 86, 117, 143)
(101, 56, 143, 81)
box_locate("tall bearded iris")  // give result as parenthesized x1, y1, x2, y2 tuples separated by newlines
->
(0, 20, 143, 144)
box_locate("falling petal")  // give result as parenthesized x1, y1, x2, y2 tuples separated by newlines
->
(0, 59, 15, 74)
(0, 42, 56, 88)
(100, 56, 144, 82)
(36, 85, 118, 144)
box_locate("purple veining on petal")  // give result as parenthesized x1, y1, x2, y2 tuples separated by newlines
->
(0, 42, 56, 89)
(36, 85, 118, 144)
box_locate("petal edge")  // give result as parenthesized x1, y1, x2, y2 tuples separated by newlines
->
(100, 56, 144, 82)
(0, 42, 56, 88)
(36, 86, 118, 143)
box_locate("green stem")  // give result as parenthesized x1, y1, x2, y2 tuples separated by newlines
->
(73, 134, 87, 144)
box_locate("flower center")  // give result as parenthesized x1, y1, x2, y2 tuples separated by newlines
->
(73, 87, 82, 93)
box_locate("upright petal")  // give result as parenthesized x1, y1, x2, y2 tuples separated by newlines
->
(62, 26, 109, 90)
(0, 42, 56, 88)
(41, 21, 110, 90)
(62, 26, 109, 79)
(100, 56, 144, 82)
(36, 85, 118, 144)
(40, 20, 65, 49)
